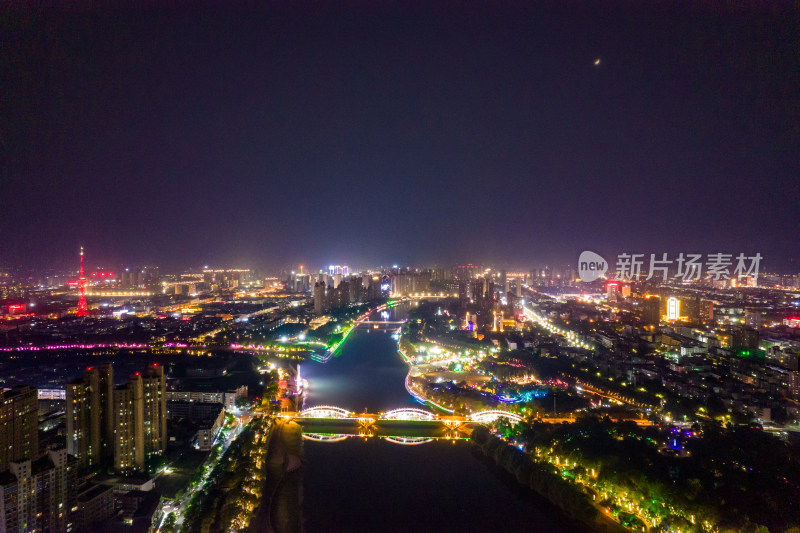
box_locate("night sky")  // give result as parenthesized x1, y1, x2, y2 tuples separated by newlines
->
(2, 2, 798, 271)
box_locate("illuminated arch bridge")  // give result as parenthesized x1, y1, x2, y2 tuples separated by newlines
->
(299, 405, 352, 419)
(298, 406, 436, 420)
(296, 406, 523, 425)
(469, 410, 524, 424)
(383, 408, 435, 421)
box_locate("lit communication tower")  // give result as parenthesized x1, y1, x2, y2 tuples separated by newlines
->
(77, 247, 89, 317)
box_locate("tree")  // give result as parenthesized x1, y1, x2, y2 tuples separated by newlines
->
(471, 425, 491, 446)
(162, 512, 177, 533)
(236, 396, 251, 409)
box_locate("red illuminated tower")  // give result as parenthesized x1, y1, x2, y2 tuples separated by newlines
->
(77, 247, 89, 317)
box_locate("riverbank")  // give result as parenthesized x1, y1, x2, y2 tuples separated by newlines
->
(181, 416, 272, 532)
(470, 426, 625, 533)
(312, 300, 401, 363)
(299, 328, 418, 412)
(297, 301, 581, 531)
(249, 419, 303, 533)
(396, 338, 461, 413)
(302, 436, 572, 532)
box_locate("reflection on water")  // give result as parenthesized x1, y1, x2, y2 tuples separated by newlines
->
(381, 436, 433, 445)
(299, 302, 571, 532)
(301, 433, 351, 443)
(302, 433, 440, 446)
(295, 419, 468, 436)
(300, 327, 418, 412)
(302, 438, 571, 533)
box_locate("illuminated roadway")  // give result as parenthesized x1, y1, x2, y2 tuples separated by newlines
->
(159, 409, 252, 530)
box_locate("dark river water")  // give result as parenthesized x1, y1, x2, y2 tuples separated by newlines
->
(298, 304, 574, 532)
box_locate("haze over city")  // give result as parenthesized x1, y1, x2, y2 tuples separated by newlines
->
(2, 3, 798, 271)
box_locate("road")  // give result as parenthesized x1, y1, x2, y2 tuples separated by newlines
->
(157, 409, 253, 532)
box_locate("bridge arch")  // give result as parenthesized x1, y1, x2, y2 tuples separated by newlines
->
(302, 433, 350, 443)
(384, 437, 434, 446)
(299, 405, 352, 418)
(469, 410, 524, 424)
(383, 407, 436, 421)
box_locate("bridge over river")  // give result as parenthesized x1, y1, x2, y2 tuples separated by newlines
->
(284, 405, 525, 425)
(262, 301, 641, 532)
(282, 406, 524, 444)
(283, 405, 651, 430)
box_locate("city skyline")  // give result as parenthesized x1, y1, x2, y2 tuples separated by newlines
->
(2, 4, 799, 532)
(0, 244, 795, 278)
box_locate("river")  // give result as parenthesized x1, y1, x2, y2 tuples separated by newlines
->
(297, 303, 574, 532)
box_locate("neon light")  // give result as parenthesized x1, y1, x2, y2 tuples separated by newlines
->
(469, 410, 524, 424)
(384, 437, 434, 446)
(383, 408, 436, 421)
(302, 433, 350, 443)
(299, 405, 352, 418)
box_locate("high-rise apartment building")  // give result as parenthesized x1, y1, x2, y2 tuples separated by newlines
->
(314, 282, 327, 316)
(699, 299, 715, 323)
(66, 364, 166, 473)
(470, 279, 485, 302)
(458, 280, 468, 304)
(114, 377, 144, 471)
(0, 386, 38, 472)
(327, 265, 349, 276)
(66, 363, 114, 469)
(113, 366, 167, 472)
(642, 296, 661, 325)
(666, 297, 681, 321)
(732, 327, 760, 351)
(606, 282, 620, 302)
(348, 276, 363, 303)
(141, 364, 167, 456)
(66, 374, 99, 469)
(0, 448, 76, 533)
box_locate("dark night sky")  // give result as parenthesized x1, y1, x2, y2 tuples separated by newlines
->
(1, 2, 798, 271)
